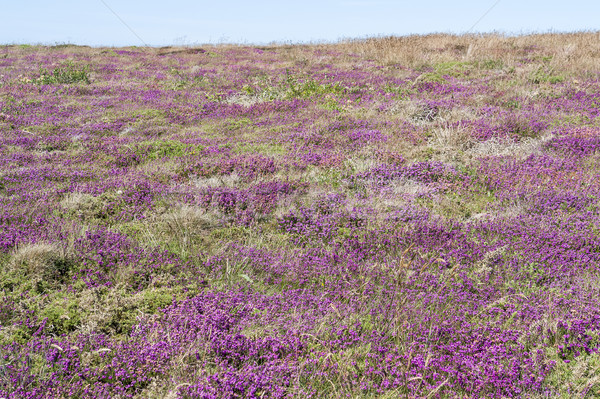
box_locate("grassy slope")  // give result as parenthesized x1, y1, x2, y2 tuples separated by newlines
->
(1, 33, 600, 397)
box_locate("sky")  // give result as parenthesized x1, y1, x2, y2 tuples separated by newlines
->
(1, 0, 599, 47)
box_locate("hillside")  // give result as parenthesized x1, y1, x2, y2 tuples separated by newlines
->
(1, 32, 600, 397)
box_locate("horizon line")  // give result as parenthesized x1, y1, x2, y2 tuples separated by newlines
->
(2, 29, 599, 49)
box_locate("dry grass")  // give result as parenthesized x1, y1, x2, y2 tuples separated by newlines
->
(131, 204, 222, 257)
(9, 242, 63, 278)
(428, 122, 473, 149)
(331, 32, 600, 75)
(193, 172, 241, 189)
(6, 32, 599, 75)
(466, 133, 554, 159)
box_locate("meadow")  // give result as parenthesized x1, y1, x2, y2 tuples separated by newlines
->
(1, 32, 600, 397)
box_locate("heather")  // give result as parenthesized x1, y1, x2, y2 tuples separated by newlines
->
(1, 32, 600, 397)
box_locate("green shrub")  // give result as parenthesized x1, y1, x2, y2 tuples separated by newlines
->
(142, 289, 175, 313)
(34, 62, 90, 85)
(285, 70, 344, 99)
(41, 294, 83, 335)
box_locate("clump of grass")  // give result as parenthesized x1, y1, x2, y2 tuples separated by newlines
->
(60, 192, 121, 222)
(7, 243, 76, 294)
(9, 243, 63, 279)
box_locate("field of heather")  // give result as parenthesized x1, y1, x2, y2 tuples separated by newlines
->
(1, 33, 600, 398)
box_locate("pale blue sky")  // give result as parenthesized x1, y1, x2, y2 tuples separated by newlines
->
(1, 0, 599, 46)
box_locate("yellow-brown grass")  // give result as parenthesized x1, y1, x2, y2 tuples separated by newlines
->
(330, 32, 600, 74)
